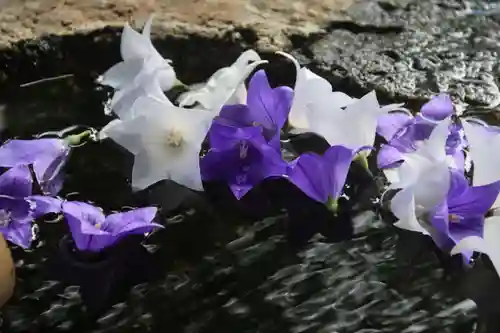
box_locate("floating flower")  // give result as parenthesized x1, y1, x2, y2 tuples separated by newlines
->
(102, 93, 214, 191)
(98, 15, 176, 119)
(0, 138, 71, 196)
(377, 94, 467, 171)
(0, 166, 62, 248)
(389, 117, 453, 233)
(62, 201, 161, 252)
(429, 170, 500, 261)
(286, 145, 371, 210)
(201, 122, 287, 199)
(276, 52, 404, 151)
(178, 50, 268, 114)
(216, 69, 293, 151)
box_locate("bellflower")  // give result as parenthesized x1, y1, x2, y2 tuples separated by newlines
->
(0, 165, 62, 248)
(429, 170, 500, 261)
(452, 215, 500, 278)
(0, 138, 71, 196)
(178, 50, 268, 114)
(98, 15, 176, 119)
(377, 94, 467, 171)
(201, 122, 287, 199)
(216, 69, 293, 151)
(389, 117, 453, 233)
(286, 145, 371, 208)
(62, 201, 162, 252)
(276, 52, 404, 151)
(102, 91, 214, 191)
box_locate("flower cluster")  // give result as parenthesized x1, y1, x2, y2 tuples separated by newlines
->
(2, 16, 500, 291)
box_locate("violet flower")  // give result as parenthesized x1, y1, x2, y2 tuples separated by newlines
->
(429, 170, 500, 261)
(215, 69, 293, 151)
(377, 94, 467, 170)
(0, 165, 63, 248)
(286, 144, 371, 208)
(201, 122, 287, 199)
(62, 201, 162, 252)
(0, 138, 71, 196)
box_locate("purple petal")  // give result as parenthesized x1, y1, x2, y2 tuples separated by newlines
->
(448, 179, 500, 217)
(104, 207, 161, 235)
(27, 195, 62, 219)
(0, 165, 33, 197)
(34, 149, 70, 196)
(377, 144, 405, 169)
(376, 112, 413, 142)
(62, 201, 109, 252)
(420, 94, 454, 121)
(323, 145, 358, 200)
(0, 196, 32, 222)
(208, 121, 263, 151)
(0, 222, 33, 249)
(217, 104, 253, 130)
(246, 70, 293, 133)
(287, 153, 329, 203)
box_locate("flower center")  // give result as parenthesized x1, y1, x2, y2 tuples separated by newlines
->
(0, 209, 12, 228)
(165, 128, 184, 148)
(448, 214, 462, 223)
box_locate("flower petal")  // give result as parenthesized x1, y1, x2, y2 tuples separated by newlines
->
(62, 201, 108, 252)
(449, 175, 500, 217)
(323, 145, 358, 200)
(98, 59, 145, 89)
(420, 94, 454, 121)
(1, 222, 33, 249)
(377, 144, 405, 169)
(104, 207, 161, 235)
(0, 165, 33, 198)
(462, 120, 500, 187)
(287, 153, 329, 203)
(120, 22, 153, 61)
(27, 195, 62, 219)
(391, 187, 430, 234)
(376, 112, 414, 142)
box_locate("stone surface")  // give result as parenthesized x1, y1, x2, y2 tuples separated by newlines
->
(295, 0, 500, 111)
(0, 0, 354, 50)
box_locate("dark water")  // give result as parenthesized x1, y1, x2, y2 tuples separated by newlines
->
(0, 31, 479, 332)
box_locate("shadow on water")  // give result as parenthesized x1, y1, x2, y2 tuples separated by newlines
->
(0, 30, 478, 332)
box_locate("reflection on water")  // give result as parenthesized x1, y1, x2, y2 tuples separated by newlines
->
(0, 43, 478, 332)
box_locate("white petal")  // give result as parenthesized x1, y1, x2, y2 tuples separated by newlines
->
(391, 187, 430, 235)
(120, 23, 152, 61)
(420, 117, 452, 162)
(451, 236, 488, 256)
(98, 59, 144, 89)
(101, 116, 150, 155)
(131, 149, 168, 191)
(99, 119, 122, 140)
(178, 51, 267, 113)
(141, 14, 154, 39)
(462, 120, 500, 186)
(383, 168, 401, 184)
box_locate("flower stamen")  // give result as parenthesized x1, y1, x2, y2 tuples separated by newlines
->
(165, 128, 184, 148)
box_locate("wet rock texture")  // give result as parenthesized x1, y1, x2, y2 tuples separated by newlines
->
(293, 0, 500, 111)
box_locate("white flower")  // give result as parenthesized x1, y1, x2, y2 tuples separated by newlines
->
(102, 92, 214, 191)
(276, 52, 404, 149)
(388, 117, 452, 234)
(461, 119, 500, 187)
(451, 216, 500, 278)
(98, 15, 176, 118)
(178, 50, 268, 113)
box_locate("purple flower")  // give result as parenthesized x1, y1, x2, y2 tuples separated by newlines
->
(377, 94, 466, 169)
(215, 69, 293, 151)
(430, 171, 500, 260)
(0, 139, 71, 196)
(0, 165, 62, 248)
(286, 145, 370, 204)
(62, 201, 162, 252)
(201, 122, 287, 199)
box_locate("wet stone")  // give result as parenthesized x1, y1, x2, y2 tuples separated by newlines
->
(298, 0, 500, 110)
